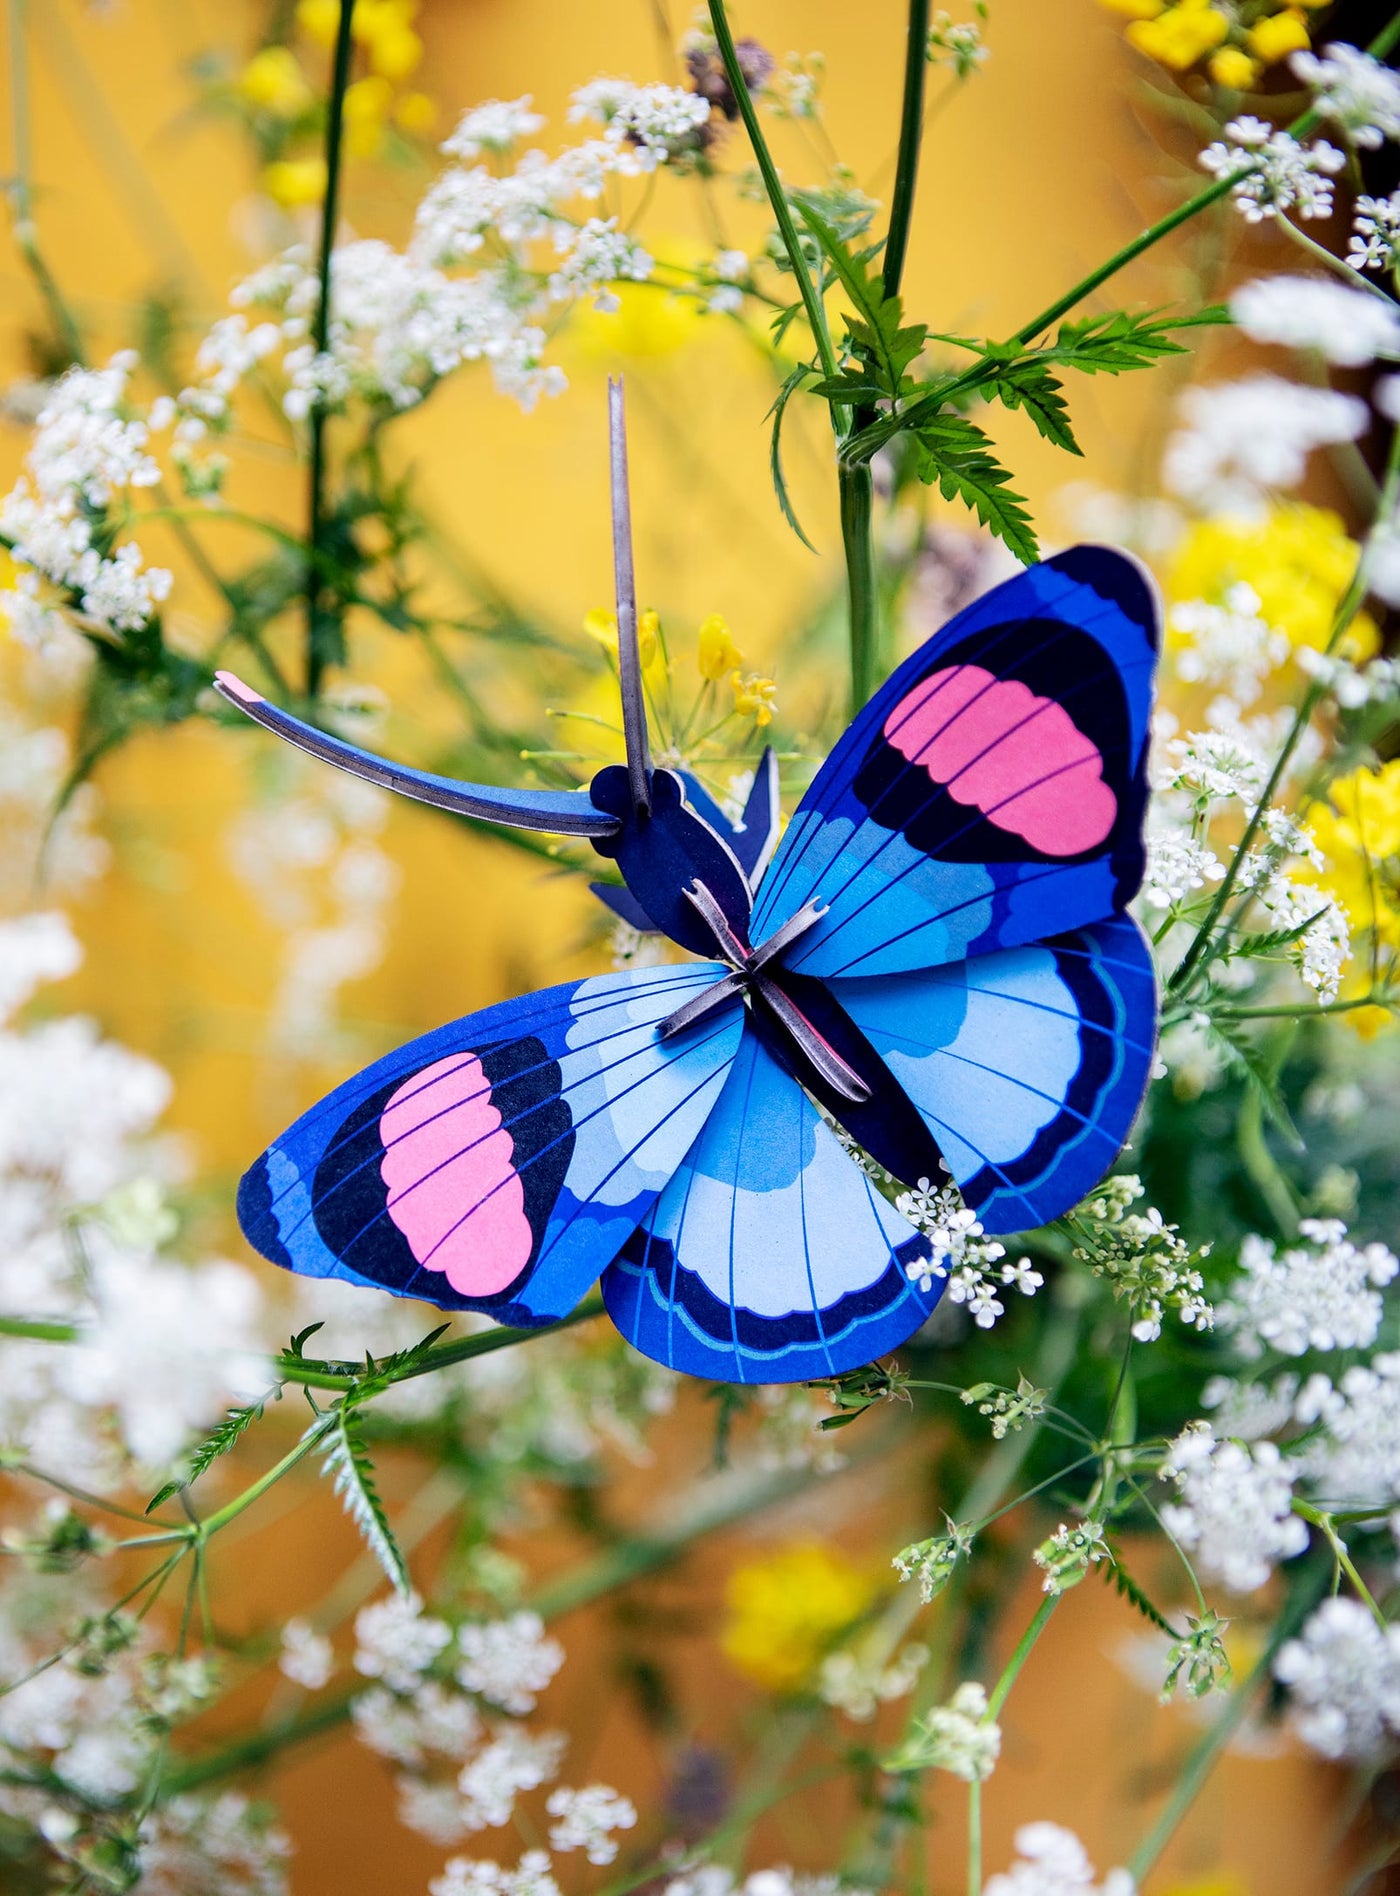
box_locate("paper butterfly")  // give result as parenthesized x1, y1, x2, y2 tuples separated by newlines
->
(218, 381, 1159, 1385)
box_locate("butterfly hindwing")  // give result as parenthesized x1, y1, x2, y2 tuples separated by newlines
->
(237, 963, 744, 1325)
(750, 548, 1158, 979)
(828, 913, 1157, 1233)
(601, 1032, 941, 1380)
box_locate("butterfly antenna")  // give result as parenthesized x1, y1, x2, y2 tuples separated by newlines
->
(609, 375, 652, 818)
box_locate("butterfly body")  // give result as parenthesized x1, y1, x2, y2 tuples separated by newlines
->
(217, 392, 1159, 1383)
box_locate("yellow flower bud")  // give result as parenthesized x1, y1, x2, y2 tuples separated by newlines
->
(730, 670, 777, 727)
(295, 0, 341, 48)
(1127, 2, 1228, 70)
(1208, 45, 1259, 88)
(368, 22, 423, 81)
(261, 156, 328, 208)
(1099, 0, 1163, 17)
(238, 45, 313, 119)
(343, 75, 392, 157)
(1248, 9, 1310, 63)
(697, 613, 742, 682)
(393, 90, 437, 137)
(583, 608, 618, 654)
(638, 608, 660, 670)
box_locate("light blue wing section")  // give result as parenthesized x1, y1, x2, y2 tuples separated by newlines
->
(829, 915, 1157, 1233)
(602, 1033, 940, 1381)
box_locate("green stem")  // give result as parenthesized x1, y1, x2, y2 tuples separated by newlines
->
(884, 0, 932, 300)
(1294, 1501, 1387, 1628)
(1126, 1556, 1330, 1883)
(0, 1314, 77, 1343)
(274, 1293, 606, 1392)
(967, 1780, 982, 1896)
(706, 0, 839, 388)
(1172, 416, 1400, 994)
(986, 1592, 1060, 1720)
(304, 0, 356, 700)
(840, 460, 878, 712)
(197, 1417, 335, 1536)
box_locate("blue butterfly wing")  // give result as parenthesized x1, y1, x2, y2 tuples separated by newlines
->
(601, 1031, 940, 1380)
(237, 963, 744, 1326)
(750, 548, 1158, 978)
(828, 914, 1157, 1233)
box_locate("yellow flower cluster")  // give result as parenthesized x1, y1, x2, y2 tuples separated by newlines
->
(582, 608, 777, 729)
(238, 0, 435, 209)
(721, 1541, 877, 1692)
(1166, 504, 1378, 666)
(1101, 0, 1324, 90)
(1308, 762, 1400, 953)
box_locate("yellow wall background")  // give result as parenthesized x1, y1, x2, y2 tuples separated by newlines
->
(0, 5, 1348, 1892)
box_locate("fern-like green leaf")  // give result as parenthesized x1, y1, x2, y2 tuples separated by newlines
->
(320, 1405, 410, 1595)
(914, 414, 1039, 565)
(767, 365, 819, 553)
(145, 1398, 268, 1514)
(987, 363, 1080, 455)
(1102, 1554, 1176, 1635)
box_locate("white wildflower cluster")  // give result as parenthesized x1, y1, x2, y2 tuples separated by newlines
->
(1168, 583, 1290, 703)
(169, 80, 710, 437)
(1296, 644, 1400, 708)
(133, 1792, 292, 1896)
(1074, 1177, 1213, 1342)
(1274, 1597, 1400, 1760)
(352, 1594, 577, 1849)
(961, 1375, 1048, 1440)
(1198, 116, 1345, 224)
(1140, 823, 1225, 910)
(890, 1681, 1000, 1782)
(927, 10, 989, 78)
(1, 352, 172, 649)
(816, 1638, 929, 1722)
(663, 1870, 867, 1896)
(0, 911, 276, 1481)
(1032, 1520, 1109, 1595)
(1163, 375, 1366, 516)
(1200, 1371, 1301, 1442)
(1219, 1219, 1398, 1359)
(983, 1823, 1134, 1896)
(1230, 274, 1400, 367)
(1159, 725, 1266, 809)
(279, 1618, 335, 1690)
(1349, 189, 1400, 273)
(895, 1172, 1040, 1327)
(431, 1851, 562, 1896)
(545, 1784, 638, 1864)
(1247, 867, 1350, 999)
(1292, 42, 1400, 151)
(893, 1520, 974, 1602)
(1159, 1423, 1307, 1593)
(1294, 1353, 1400, 1506)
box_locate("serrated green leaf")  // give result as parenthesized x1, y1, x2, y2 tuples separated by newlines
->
(146, 1398, 268, 1514)
(914, 415, 1039, 565)
(321, 1404, 409, 1595)
(988, 364, 1081, 455)
(793, 197, 928, 400)
(766, 364, 818, 554)
(1045, 305, 1228, 377)
(1103, 1554, 1176, 1635)
(1208, 1017, 1305, 1149)
(1221, 910, 1333, 960)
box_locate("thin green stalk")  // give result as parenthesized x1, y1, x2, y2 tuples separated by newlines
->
(967, 1779, 982, 1896)
(1126, 1557, 1330, 1883)
(274, 1293, 606, 1392)
(1172, 416, 1400, 993)
(305, 0, 357, 699)
(0, 1314, 77, 1343)
(884, 0, 932, 300)
(840, 460, 878, 712)
(197, 1417, 335, 1536)
(1294, 1501, 1387, 1628)
(706, 0, 839, 390)
(986, 1591, 1060, 1720)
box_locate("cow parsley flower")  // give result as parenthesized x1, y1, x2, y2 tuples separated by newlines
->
(569, 78, 711, 165)
(1220, 1220, 1398, 1358)
(1032, 1521, 1109, 1595)
(1292, 43, 1400, 151)
(279, 1619, 334, 1691)
(895, 1174, 1011, 1319)
(893, 1520, 974, 1602)
(1201, 1373, 1300, 1442)
(457, 1612, 564, 1714)
(431, 1849, 562, 1896)
(1169, 584, 1290, 702)
(1295, 1353, 1400, 1505)
(545, 1784, 637, 1864)
(1198, 117, 1345, 223)
(1163, 726, 1266, 807)
(354, 1593, 453, 1691)
(1231, 273, 1400, 367)
(1163, 376, 1367, 516)
(1159, 1424, 1308, 1593)
(1350, 189, 1400, 272)
(1141, 826, 1225, 909)
(1074, 1178, 1213, 1341)
(984, 1823, 1134, 1896)
(457, 1727, 568, 1831)
(888, 1681, 1000, 1781)
(547, 218, 653, 311)
(817, 1641, 929, 1722)
(441, 96, 547, 161)
(1274, 1596, 1400, 1759)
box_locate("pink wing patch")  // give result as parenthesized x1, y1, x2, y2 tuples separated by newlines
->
(378, 1055, 533, 1296)
(884, 664, 1117, 856)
